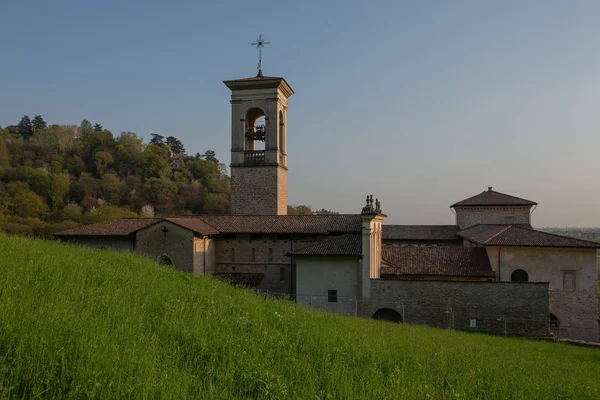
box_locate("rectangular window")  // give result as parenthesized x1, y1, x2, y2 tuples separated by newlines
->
(280, 267, 285, 282)
(563, 271, 576, 291)
(252, 248, 256, 262)
(328, 290, 338, 303)
(268, 248, 273, 262)
(231, 248, 235, 262)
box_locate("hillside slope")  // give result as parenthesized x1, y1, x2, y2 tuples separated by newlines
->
(0, 235, 598, 399)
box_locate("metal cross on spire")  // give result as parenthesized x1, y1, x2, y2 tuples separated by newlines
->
(251, 34, 270, 77)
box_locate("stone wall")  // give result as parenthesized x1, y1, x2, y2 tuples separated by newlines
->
(455, 206, 531, 229)
(213, 234, 330, 293)
(486, 246, 599, 342)
(359, 280, 550, 338)
(135, 221, 195, 273)
(230, 165, 287, 215)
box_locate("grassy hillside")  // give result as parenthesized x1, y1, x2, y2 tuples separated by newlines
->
(0, 236, 598, 399)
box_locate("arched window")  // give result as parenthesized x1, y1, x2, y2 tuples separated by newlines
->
(244, 107, 266, 152)
(549, 313, 560, 328)
(511, 269, 529, 282)
(158, 255, 172, 266)
(373, 308, 403, 323)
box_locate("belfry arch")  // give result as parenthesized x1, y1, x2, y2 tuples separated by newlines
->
(224, 73, 294, 215)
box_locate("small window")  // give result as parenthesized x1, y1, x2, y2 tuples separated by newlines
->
(231, 248, 235, 262)
(511, 269, 528, 282)
(268, 248, 273, 262)
(328, 290, 338, 303)
(280, 267, 285, 282)
(252, 248, 256, 262)
(563, 272, 576, 291)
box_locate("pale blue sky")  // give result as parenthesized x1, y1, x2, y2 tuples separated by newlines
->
(1, 1, 599, 226)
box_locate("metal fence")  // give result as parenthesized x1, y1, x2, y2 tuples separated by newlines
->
(253, 290, 599, 343)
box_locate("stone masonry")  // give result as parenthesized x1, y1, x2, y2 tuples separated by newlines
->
(359, 280, 550, 338)
(230, 165, 287, 215)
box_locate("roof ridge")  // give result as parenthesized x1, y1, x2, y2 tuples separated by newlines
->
(483, 225, 514, 244)
(188, 216, 222, 233)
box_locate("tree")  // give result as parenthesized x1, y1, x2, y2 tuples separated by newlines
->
(0, 136, 9, 169)
(50, 173, 71, 210)
(93, 123, 103, 132)
(150, 133, 165, 146)
(17, 116, 33, 139)
(203, 150, 218, 164)
(61, 203, 82, 221)
(166, 136, 185, 154)
(95, 151, 114, 176)
(32, 115, 47, 131)
(5, 182, 49, 218)
(79, 119, 93, 138)
(287, 205, 313, 215)
(142, 178, 178, 213)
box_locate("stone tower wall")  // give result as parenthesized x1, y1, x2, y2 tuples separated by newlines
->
(230, 165, 287, 215)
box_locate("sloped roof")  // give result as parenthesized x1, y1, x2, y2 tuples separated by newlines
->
(165, 218, 220, 235)
(55, 218, 161, 236)
(55, 215, 362, 237)
(189, 214, 362, 235)
(382, 225, 460, 241)
(451, 188, 537, 207)
(381, 247, 495, 278)
(288, 234, 362, 257)
(458, 224, 600, 248)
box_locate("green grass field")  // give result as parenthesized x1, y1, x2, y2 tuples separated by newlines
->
(0, 235, 598, 399)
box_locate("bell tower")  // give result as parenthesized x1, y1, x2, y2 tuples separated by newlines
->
(223, 74, 294, 215)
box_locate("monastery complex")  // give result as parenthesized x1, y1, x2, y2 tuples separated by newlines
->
(57, 70, 600, 342)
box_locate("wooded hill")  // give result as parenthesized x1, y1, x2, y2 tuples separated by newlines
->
(0, 115, 231, 236)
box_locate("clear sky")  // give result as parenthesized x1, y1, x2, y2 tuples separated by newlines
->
(1, 0, 599, 227)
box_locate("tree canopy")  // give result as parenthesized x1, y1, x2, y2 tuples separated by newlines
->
(0, 115, 231, 236)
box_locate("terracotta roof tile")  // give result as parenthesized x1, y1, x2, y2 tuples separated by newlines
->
(55, 218, 161, 236)
(55, 215, 363, 237)
(381, 247, 495, 278)
(288, 234, 362, 257)
(452, 188, 537, 207)
(186, 214, 362, 235)
(458, 224, 600, 248)
(165, 218, 220, 235)
(382, 225, 460, 241)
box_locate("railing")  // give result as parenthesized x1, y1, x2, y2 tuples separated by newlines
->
(244, 150, 266, 164)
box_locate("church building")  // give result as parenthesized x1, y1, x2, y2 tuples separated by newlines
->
(56, 69, 599, 343)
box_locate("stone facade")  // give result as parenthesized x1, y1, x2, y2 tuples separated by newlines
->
(135, 221, 196, 273)
(486, 246, 599, 342)
(230, 165, 287, 215)
(295, 256, 360, 316)
(359, 280, 550, 338)
(455, 206, 531, 229)
(213, 234, 333, 293)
